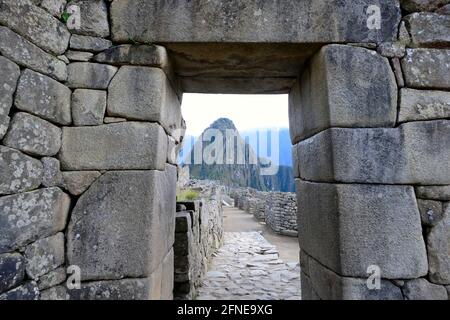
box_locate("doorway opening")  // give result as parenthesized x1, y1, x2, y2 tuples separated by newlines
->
(174, 93, 300, 300)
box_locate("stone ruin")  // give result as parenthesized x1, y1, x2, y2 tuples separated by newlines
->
(230, 188, 298, 237)
(174, 181, 224, 299)
(0, 0, 449, 300)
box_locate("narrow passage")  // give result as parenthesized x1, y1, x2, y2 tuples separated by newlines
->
(196, 207, 301, 300)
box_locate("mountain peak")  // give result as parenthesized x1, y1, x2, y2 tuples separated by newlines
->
(208, 118, 237, 131)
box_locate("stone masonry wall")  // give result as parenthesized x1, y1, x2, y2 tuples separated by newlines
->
(292, 1, 450, 300)
(230, 188, 298, 236)
(0, 0, 184, 300)
(174, 185, 224, 299)
(0, 0, 449, 301)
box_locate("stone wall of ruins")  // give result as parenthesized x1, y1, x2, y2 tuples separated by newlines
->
(0, 0, 449, 300)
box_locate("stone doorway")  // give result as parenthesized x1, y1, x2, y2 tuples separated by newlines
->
(0, 0, 449, 300)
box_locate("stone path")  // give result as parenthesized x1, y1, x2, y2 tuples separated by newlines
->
(196, 232, 301, 300)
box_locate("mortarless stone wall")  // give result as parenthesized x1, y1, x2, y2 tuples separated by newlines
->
(174, 184, 224, 299)
(0, 0, 449, 300)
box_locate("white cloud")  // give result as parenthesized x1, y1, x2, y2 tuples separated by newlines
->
(181, 93, 289, 137)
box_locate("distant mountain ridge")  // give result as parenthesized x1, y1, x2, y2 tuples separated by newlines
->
(181, 118, 295, 192)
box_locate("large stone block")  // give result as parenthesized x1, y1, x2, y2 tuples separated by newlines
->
(3, 112, 62, 157)
(289, 45, 397, 143)
(296, 180, 428, 279)
(67, 166, 177, 280)
(0, 281, 39, 300)
(295, 120, 450, 185)
(0, 56, 20, 120)
(0, 253, 25, 294)
(0, 146, 43, 196)
(0, 0, 70, 55)
(307, 254, 403, 300)
(399, 88, 450, 123)
(67, 63, 118, 89)
(107, 66, 182, 139)
(0, 27, 67, 81)
(161, 248, 174, 300)
(111, 0, 400, 44)
(59, 122, 167, 171)
(66, 0, 109, 37)
(416, 185, 450, 201)
(68, 278, 158, 300)
(69, 35, 112, 52)
(24, 232, 65, 280)
(405, 13, 450, 47)
(402, 49, 450, 89)
(72, 89, 106, 126)
(15, 69, 72, 125)
(60, 171, 101, 196)
(401, 0, 450, 12)
(0, 187, 70, 253)
(403, 279, 448, 300)
(426, 208, 450, 284)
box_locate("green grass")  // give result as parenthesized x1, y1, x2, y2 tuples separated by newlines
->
(177, 189, 200, 201)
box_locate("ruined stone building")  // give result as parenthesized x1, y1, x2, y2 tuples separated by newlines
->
(0, 0, 449, 300)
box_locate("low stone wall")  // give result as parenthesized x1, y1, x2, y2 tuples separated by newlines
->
(265, 192, 298, 237)
(174, 186, 224, 299)
(230, 188, 298, 236)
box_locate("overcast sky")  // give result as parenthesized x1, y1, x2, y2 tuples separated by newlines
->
(181, 94, 289, 137)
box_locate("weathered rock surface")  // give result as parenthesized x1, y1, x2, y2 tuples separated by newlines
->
(426, 209, 450, 284)
(403, 279, 448, 300)
(296, 180, 428, 279)
(93, 44, 171, 71)
(0, 253, 25, 294)
(376, 42, 406, 58)
(399, 88, 450, 122)
(67, 62, 117, 89)
(418, 199, 445, 227)
(39, 284, 67, 300)
(68, 278, 157, 300)
(0, 116, 10, 140)
(401, 0, 450, 12)
(15, 69, 72, 125)
(0, 146, 43, 196)
(107, 66, 182, 139)
(306, 254, 403, 300)
(0, 27, 67, 81)
(60, 171, 101, 195)
(111, 0, 401, 44)
(416, 185, 450, 201)
(0, 281, 39, 300)
(0, 0, 70, 55)
(24, 232, 65, 279)
(289, 45, 397, 143)
(0, 187, 70, 253)
(41, 157, 63, 187)
(65, 50, 93, 62)
(3, 112, 62, 157)
(402, 49, 450, 89)
(59, 122, 167, 171)
(37, 266, 66, 290)
(41, 0, 67, 17)
(0, 56, 20, 121)
(67, 0, 110, 37)
(67, 167, 176, 281)
(405, 13, 450, 47)
(295, 120, 450, 185)
(72, 89, 106, 126)
(161, 249, 174, 300)
(69, 35, 112, 52)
